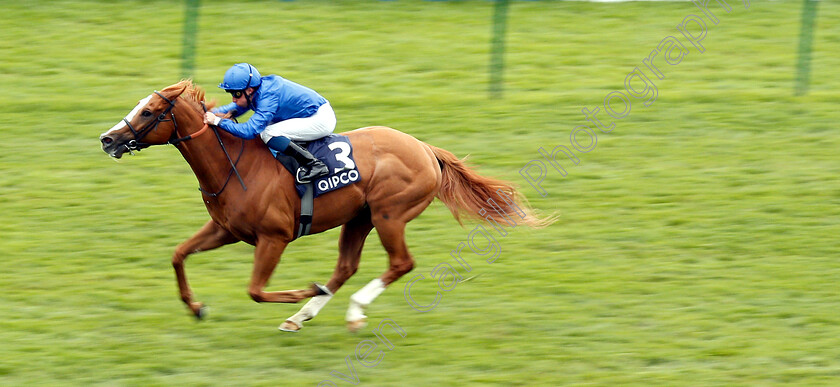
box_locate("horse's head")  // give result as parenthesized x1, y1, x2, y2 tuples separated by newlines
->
(100, 82, 193, 158)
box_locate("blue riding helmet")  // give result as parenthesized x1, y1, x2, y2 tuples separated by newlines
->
(218, 63, 262, 90)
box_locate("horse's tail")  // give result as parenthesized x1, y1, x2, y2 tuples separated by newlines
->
(427, 144, 553, 229)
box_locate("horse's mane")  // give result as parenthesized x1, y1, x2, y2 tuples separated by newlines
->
(162, 79, 218, 111)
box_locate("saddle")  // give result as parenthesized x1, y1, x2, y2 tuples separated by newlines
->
(272, 134, 361, 238)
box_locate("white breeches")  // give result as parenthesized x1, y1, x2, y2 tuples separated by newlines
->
(260, 103, 336, 142)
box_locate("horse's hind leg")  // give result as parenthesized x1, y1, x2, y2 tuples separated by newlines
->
(346, 207, 425, 332)
(280, 209, 374, 332)
(173, 220, 239, 319)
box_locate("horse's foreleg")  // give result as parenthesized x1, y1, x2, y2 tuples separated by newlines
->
(173, 220, 238, 319)
(248, 237, 325, 304)
(280, 209, 374, 332)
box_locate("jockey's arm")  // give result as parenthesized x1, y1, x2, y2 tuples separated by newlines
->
(212, 102, 248, 118)
(216, 94, 281, 140)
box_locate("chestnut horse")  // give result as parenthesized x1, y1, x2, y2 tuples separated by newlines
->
(100, 80, 547, 332)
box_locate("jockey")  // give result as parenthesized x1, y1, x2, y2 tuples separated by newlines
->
(204, 63, 334, 183)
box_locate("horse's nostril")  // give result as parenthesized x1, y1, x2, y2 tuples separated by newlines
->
(101, 137, 113, 145)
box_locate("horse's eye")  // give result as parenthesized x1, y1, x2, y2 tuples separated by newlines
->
(141, 110, 152, 117)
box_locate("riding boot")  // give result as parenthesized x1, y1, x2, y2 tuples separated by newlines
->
(284, 142, 329, 183)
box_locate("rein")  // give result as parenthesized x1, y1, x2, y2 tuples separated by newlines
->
(126, 92, 247, 197)
(198, 124, 248, 198)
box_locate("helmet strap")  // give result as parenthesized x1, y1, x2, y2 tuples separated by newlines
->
(244, 64, 257, 108)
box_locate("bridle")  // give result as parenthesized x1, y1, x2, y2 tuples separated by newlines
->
(122, 91, 247, 197)
(123, 91, 181, 151)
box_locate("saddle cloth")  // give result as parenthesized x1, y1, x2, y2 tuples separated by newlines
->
(271, 134, 361, 198)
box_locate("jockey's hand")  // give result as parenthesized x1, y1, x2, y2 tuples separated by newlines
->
(204, 112, 222, 126)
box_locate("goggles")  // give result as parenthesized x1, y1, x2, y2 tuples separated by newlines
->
(226, 89, 245, 99)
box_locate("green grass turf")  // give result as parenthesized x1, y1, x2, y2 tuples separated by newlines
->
(1, 0, 839, 385)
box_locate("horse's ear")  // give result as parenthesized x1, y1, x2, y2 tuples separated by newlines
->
(161, 80, 191, 100)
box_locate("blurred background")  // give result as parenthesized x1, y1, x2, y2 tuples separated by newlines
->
(1, 0, 838, 385)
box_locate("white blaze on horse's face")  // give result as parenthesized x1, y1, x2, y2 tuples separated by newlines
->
(103, 94, 154, 136)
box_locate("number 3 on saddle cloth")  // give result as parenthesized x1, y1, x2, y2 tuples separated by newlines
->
(270, 134, 362, 238)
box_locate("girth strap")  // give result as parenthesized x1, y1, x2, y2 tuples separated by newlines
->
(296, 182, 314, 239)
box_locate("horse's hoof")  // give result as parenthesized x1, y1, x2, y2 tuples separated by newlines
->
(347, 319, 367, 333)
(195, 305, 207, 320)
(279, 320, 301, 332)
(312, 282, 333, 296)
